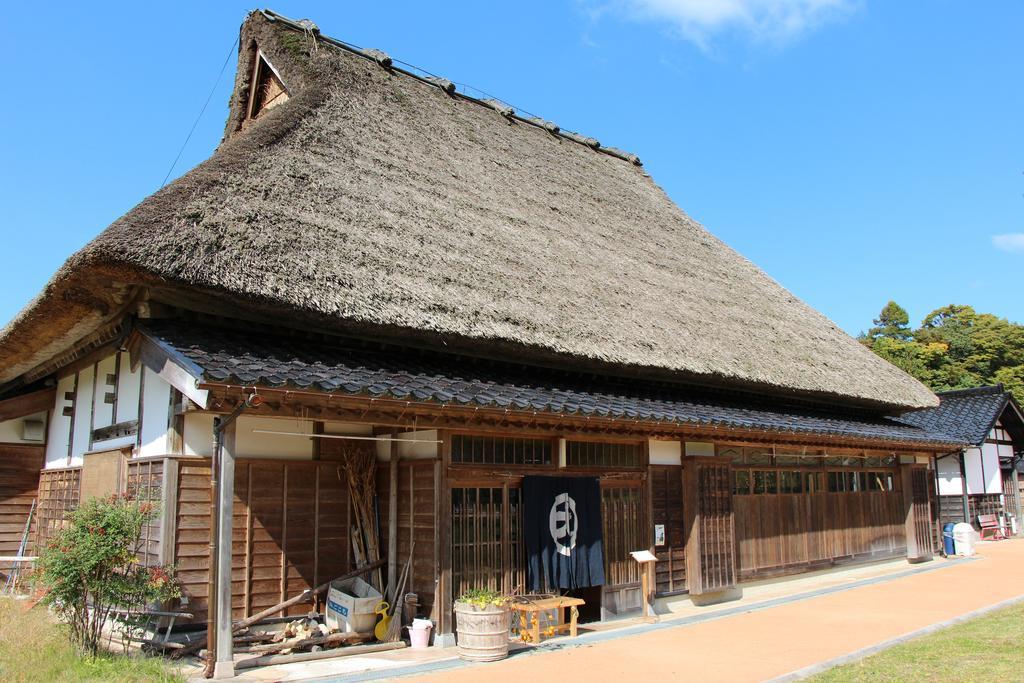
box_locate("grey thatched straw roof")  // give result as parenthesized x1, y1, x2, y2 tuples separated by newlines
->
(0, 10, 938, 410)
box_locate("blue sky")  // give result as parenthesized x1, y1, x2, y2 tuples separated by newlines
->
(1, 1, 1021, 335)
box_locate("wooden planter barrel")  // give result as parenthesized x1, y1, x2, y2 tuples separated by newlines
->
(454, 601, 512, 662)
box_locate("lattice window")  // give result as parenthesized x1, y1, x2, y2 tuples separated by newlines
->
(35, 468, 81, 549)
(601, 486, 645, 587)
(566, 441, 642, 469)
(450, 436, 552, 466)
(125, 460, 164, 567)
(451, 487, 525, 597)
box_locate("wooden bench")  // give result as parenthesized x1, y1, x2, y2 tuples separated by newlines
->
(978, 514, 1005, 541)
(511, 596, 585, 644)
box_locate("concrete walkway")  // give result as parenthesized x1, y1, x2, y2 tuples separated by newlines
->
(405, 540, 1024, 683)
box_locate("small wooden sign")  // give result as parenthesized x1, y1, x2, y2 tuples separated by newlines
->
(630, 549, 657, 563)
(630, 550, 658, 620)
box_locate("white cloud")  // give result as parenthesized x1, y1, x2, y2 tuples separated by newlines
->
(992, 233, 1024, 253)
(599, 0, 859, 50)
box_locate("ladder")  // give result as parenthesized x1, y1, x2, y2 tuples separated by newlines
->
(3, 498, 36, 595)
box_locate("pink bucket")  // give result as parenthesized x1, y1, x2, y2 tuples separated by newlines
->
(409, 619, 433, 648)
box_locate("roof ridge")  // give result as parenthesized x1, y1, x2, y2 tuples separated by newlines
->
(936, 384, 1005, 398)
(259, 8, 643, 167)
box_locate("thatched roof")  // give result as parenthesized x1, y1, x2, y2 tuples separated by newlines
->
(0, 10, 938, 410)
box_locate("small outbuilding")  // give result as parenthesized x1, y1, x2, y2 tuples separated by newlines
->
(897, 385, 1023, 532)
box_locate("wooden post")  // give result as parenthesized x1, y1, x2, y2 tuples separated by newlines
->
(436, 430, 453, 642)
(958, 450, 970, 523)
(901, 464, 919, 560)
(1012, 467, 1023, 535)
(640, 567, 649, 618)
(388, 430, 399, 597)
(214, 420, 237, 679)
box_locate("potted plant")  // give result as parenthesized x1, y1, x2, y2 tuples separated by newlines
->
(454, 588, 512, 662)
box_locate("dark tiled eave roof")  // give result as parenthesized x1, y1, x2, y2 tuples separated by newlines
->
(142, 323, 961, 448)
(894, 385, 1013, 447)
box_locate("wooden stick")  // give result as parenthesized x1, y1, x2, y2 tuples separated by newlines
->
(237, 558, 384, 630)
(235, 641, 405, 670)
(173, 560, 385, 658)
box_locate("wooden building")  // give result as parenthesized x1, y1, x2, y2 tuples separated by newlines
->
(0, 9, 968, 676)
(897, 385, 1023, 532)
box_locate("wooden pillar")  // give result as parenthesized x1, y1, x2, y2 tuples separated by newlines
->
(958, 450, 970, 523)
(388, 430, 399, 596)
(902, 464, 933, 563)
(214, 420, 237, 679)
(436, 430, 454, 642)
(1011, 466, 1022, 534)
(682, 456, 736, 596)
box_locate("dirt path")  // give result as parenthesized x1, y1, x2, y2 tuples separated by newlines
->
(417, 541, 1024, 682)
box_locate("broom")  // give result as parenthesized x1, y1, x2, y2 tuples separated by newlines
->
(382, 543, 414, 642)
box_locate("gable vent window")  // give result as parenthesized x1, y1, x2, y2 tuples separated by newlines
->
(247, 51, 289, 120)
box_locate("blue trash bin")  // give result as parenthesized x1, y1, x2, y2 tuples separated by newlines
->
(942, 522, 956, 556)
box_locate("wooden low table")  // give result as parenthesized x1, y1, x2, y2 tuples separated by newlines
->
(511, 596, 586, 643)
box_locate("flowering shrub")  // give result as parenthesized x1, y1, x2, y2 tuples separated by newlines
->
(37, 494, 180, 656)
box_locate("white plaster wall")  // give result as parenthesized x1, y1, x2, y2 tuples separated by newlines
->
(116, 352, 141, 424)
(981, 442, 1002, 494)
(69, 369, 95, 465)
(998, 443, 1014, 460)
(649, 439, 682, 465)
(374, 430, 439, 460)
(234, 416, 313, 459)
(936, 454, 963, 496)
(685, 441, 715, 457)
(963, 447, 990, 495)
(323, 422, 374, 436)
(45, 374, 76, 468)
(91, 354, 117, 430)
(0, 412, 46, 445)
(183, 412, 215, 457)
(138, 368, 171, 457)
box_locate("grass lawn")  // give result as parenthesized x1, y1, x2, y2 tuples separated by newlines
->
(0, 598, 184, 682)
(812, 600, 1024, 682)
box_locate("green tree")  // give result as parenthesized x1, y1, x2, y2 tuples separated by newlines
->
(863, 301, 1024, 406)
(36, 495, 180, 657)
(867, 301, 912, 340)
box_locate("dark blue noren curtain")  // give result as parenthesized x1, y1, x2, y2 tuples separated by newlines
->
(523, 476, 605, 590)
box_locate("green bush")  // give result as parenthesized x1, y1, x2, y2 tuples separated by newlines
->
(457, 587, 510, 609)
(36, 495, 180, 657)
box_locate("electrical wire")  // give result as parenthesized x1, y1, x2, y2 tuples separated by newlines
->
(159, 35, 239, 188)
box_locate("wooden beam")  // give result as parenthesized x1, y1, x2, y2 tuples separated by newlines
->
(0, 387, 54, 423)
(131, 332, 209, 409)
(199, 383, 957, 453)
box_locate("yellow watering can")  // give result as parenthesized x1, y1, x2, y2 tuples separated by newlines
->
(374, 601, 391, 640)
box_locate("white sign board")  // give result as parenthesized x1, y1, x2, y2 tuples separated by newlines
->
(630, 550, 657, 563)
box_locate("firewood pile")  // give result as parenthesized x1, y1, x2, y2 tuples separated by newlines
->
(228, 611, 373, 657)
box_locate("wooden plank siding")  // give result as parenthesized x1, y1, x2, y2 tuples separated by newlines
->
(683, 458, 736, 594)
(376, 460, 438, 621)
(734, 491, 906, 578)
(649, 465, 685, 595)
(0, 445, 45, 581)
(172, 458, 351, 624)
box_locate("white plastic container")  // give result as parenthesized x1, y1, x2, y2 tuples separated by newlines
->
(326, 577, 382, 633)
(952, 522, 977, 556)
(409, 618, 433, 649)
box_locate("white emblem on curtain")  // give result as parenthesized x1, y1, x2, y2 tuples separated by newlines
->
(549, 492, 579, 557)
